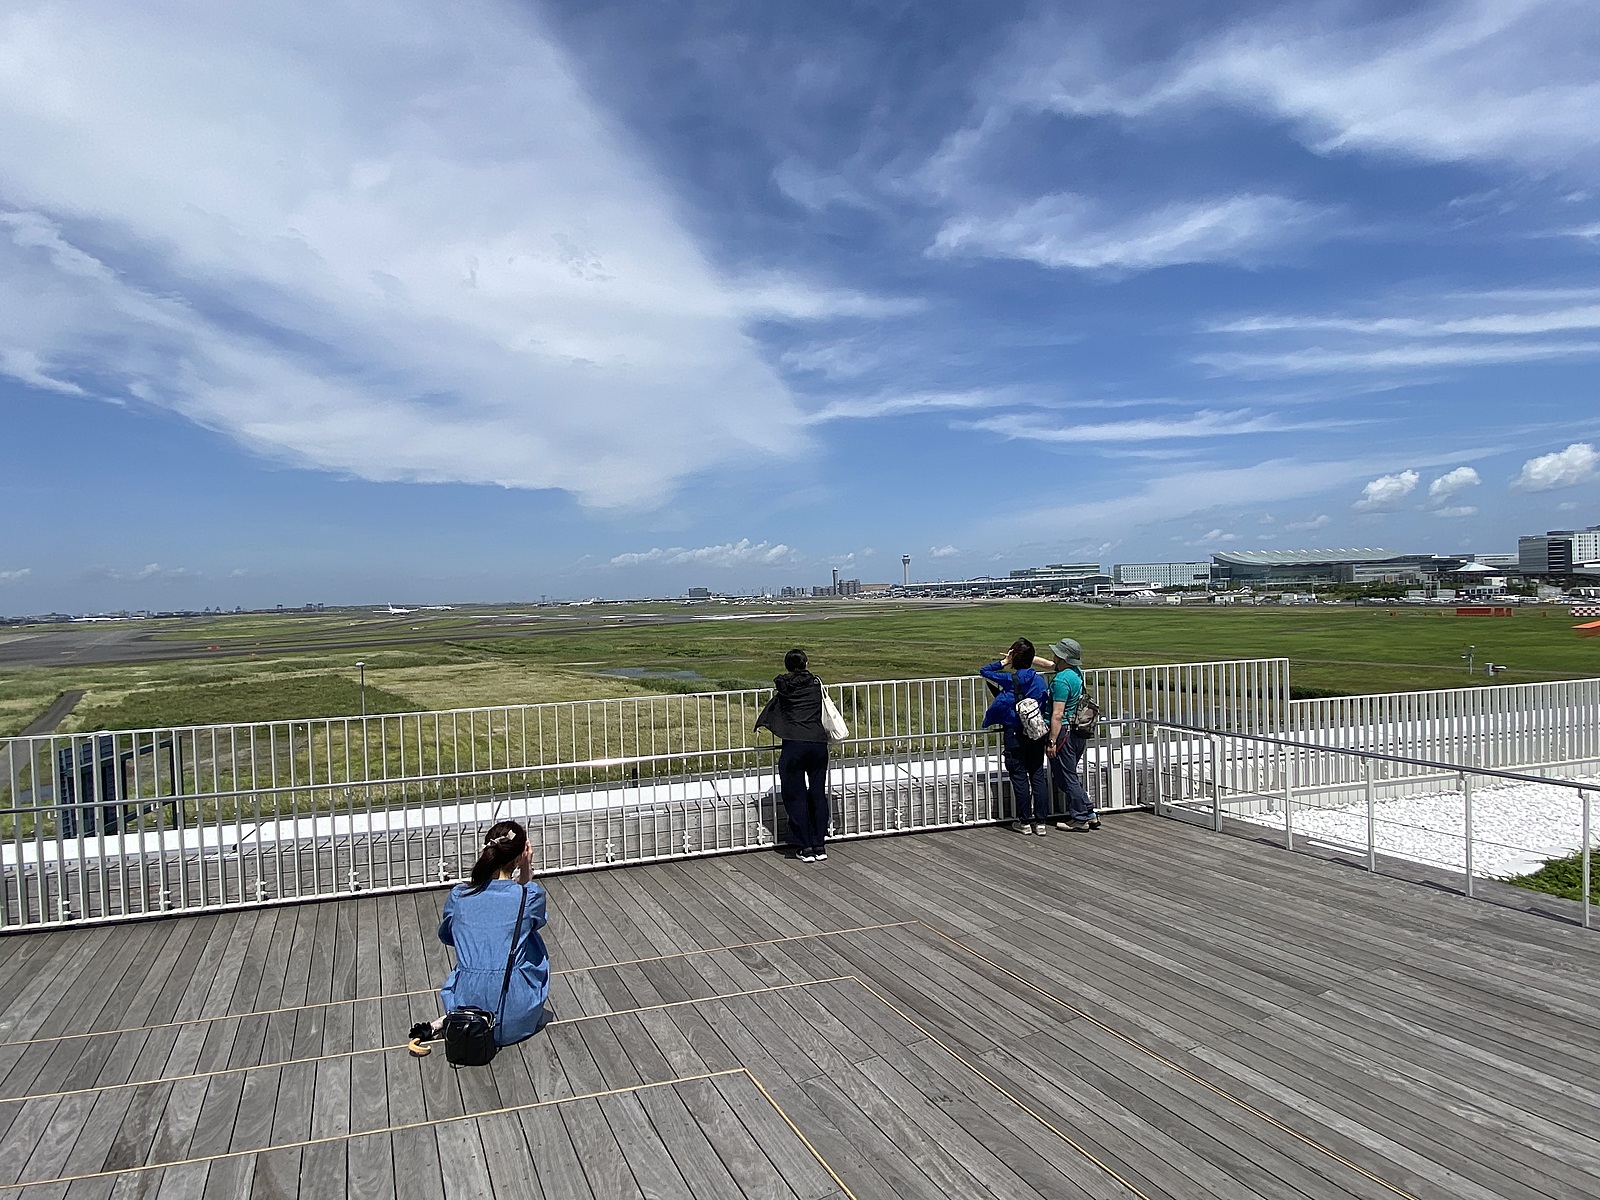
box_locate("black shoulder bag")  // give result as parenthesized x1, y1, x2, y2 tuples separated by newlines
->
(442, 883, 527, 1068)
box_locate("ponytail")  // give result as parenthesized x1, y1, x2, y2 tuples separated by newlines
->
(465, 820, 528, 893)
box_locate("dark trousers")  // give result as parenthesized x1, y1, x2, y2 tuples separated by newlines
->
(1003, 729, 1050, 823)
(1051, 731, 1096, 822)
(779, 740, 831, 849)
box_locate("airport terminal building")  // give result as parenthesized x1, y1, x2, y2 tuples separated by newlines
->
(1209, 549, 1484, 587)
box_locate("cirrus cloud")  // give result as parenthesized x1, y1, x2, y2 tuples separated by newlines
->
(930, 193, 1327, 273)
(0, 0, 805, 510)
(609, 539, 796, 569)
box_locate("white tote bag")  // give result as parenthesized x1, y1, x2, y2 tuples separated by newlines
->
(820, 693, 850, 742)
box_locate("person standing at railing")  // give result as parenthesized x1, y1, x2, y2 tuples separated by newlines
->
(1036, 638, 1101, 831)
(410, 820, 551, 1050)
(981, 639, 1052, 836)
(755, 648, 832, 862)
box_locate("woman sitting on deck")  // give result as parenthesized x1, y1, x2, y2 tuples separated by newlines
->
(410, 820, 551, 1049)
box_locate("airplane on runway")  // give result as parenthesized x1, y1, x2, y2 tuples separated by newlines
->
(374, 604, 413, 615)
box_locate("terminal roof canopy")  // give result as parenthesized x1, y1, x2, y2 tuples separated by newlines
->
(1211, 549, 1397, 566)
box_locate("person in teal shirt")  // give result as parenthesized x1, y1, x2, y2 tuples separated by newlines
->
(1039, 637, 1100, 831)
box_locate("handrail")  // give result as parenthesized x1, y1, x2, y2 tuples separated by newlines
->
(1146, 716, 1595, 930)
(1141, 718, 1597, 792)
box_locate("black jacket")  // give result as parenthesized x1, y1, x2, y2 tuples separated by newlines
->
(754, 671, 828, 742)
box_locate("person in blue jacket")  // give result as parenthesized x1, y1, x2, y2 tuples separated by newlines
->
(1038, 637, 1101, 832)
(980, 638, 1052, 836)
(412, 820, 551, 1048)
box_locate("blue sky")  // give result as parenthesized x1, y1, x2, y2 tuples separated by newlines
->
(2, 0, 1599, 611)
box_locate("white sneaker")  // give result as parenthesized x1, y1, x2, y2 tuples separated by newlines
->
(1009, 821, 1029, 834)
(797, 850, 818, 862)
(1031, 823, 1048, 836)
(813, 848, 828, 861)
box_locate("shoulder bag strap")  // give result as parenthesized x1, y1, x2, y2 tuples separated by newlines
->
(495, 884, 529, 1026)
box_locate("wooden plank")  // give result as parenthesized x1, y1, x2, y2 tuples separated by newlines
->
(595, 1091, 697, 1200)
(343, 1055, 394, 1193)
(520, 1099, 595, 1200)
(474, 1110, 545, 1200)
(562, 1097, 644, 1200)
(710, 1071, 843, 1200)
(631, 1082, 746, 1199)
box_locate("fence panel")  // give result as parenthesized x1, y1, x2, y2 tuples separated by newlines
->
(1288, 678, 1600, 795)
(0, 659, 1289, 929)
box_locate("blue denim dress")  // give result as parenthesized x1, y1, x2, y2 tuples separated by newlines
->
(438, 879, 550, 1045)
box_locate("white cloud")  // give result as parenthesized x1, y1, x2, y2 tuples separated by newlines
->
(930, 193, 1325, 272)
(996, 456, 1378, 546)
(83, 563, 198, 583)
(967, 409, 1345, 443)
(1204, 291, 1600, 377)
(1514, 442, 1599, 490)
(1428, 466, 1481, 500)
(1199, 340, 1600, 376)
(0, 567, 31, 582)
(734, 276, 923, 321)
(1433, 505, 1478, 518)
(1191, 528, 1238, 545)
(609, 539, 796, 568)
(0, 1, 805, 509)
(928, 544, 959, 558)
(804, 389, 1030, 424)
(1008, 1, 1600, 174)
(1212, 304, 1600, 338)
(1285, 514, 1331, 531)
(1353, 470, 1419, 510)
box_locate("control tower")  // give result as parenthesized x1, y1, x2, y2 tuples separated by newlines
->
(902, 555, 911, 587)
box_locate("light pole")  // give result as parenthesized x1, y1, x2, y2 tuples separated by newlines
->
(1461, 645, 1475, 676)
(356, 661, 366, 718)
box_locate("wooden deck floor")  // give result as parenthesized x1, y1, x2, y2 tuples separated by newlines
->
(1, 812, 1597, 1199)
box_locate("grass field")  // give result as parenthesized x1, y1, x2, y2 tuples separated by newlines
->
(1, 600, 1595, 735)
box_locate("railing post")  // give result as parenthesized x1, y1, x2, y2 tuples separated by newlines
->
(1283, 744, 1294, 852)
(1211, 735, 1223, 832)
(1364, 756, 1376, 873)
(1151, 724, 1165, 817)
(1583, 789, 1592, 931)
(1462, 771, 1474, 899)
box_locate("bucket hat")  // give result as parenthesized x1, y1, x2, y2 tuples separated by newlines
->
(1049, 638, 1082, 667)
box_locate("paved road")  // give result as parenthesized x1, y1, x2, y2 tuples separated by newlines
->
(18, 690, 84, 735)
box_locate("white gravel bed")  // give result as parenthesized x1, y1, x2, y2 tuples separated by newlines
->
(1240, 775, 1600, 878)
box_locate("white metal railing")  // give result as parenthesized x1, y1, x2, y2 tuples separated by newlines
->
(0, 660, 1286, 928)
(1287, 677, 1600, 784)
(1151, 720, 1598, 927)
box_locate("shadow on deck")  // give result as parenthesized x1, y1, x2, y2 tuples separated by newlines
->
(1, 813, 1597, 1199)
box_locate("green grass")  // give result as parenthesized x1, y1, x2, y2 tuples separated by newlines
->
(3, 601, 1596, 733)
(1508, 852, 1600, 904)
(460, 601, 1599, 693)
(78, 673, 422, 730)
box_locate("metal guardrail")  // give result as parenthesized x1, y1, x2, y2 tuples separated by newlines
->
(0, 660, 1289, 928)
(1149, 719, 1597, 928)
(1287, 677, 1600, 781)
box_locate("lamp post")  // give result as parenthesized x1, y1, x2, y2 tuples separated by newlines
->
(356, 661, 366, 718)
(1462, 645, 1475, 676)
